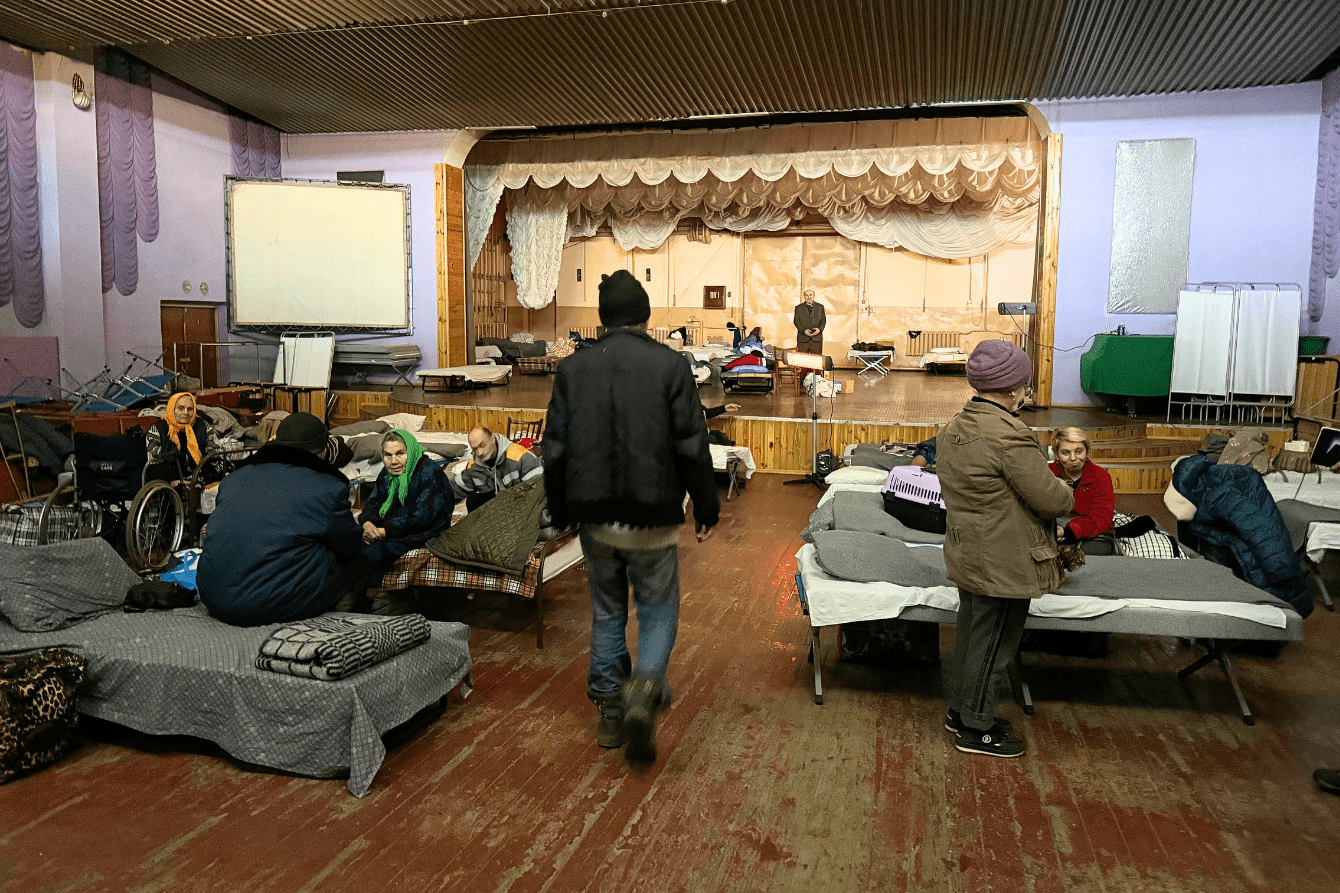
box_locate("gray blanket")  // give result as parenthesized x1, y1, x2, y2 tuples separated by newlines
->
(1275, 498, 1340, 552)
(811, 531, 1289, 607)
(257, 613, 432, 680)
(849, 444, 914, 472)
(832, 490, 944, 544)
(0, 605, 471, 796)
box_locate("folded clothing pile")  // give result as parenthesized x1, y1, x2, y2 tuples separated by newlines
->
(256, 613, 431, 681)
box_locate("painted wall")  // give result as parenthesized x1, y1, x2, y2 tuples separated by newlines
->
(0, 52, 237, 388)
(1037, 83, 1325, 405)
(281, 130, 457, 377)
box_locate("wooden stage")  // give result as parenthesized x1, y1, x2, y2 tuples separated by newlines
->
(329, 368, 1290, 490)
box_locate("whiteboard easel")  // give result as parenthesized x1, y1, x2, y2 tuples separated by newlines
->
(273, 332, 335, 388)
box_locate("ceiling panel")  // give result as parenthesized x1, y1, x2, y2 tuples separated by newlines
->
(0, 0, 1336, 133)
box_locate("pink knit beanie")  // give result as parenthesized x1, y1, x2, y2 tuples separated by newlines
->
(965, 340, 1032, 391)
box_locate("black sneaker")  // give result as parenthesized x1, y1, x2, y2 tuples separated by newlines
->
(622, 678, 669, 763)
(955, 721, 1025, 758)
(595, 701, 626, 749)
(945, 709, 1012, 737)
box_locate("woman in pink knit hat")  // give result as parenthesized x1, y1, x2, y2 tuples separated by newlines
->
(934, 340, 1075, 758)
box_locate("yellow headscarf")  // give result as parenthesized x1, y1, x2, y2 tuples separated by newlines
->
(165, 392, 202, 466)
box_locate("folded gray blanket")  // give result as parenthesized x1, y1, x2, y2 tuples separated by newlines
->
(256, 613, 432, 681)
(849, 444, 913, 472)
(811, 531, 1289, 607)
(832, 490, 944, 544)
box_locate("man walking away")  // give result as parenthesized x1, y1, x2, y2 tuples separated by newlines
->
(544, 269, 720, 763)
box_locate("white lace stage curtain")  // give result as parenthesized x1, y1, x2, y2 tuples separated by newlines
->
(469, 118, 1042, 309)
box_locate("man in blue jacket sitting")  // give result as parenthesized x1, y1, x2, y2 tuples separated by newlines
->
(198, 413, 368, 626)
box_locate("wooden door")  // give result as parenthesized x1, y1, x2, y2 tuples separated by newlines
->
(160, 303, 219, 388)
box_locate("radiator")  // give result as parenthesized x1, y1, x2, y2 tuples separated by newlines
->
(903, 331, 960, 356)
(651, 322, 705, 345)
(476, 323, 506, 340)
(901, 331, 1027, 356)
(570, 326, 600, 340)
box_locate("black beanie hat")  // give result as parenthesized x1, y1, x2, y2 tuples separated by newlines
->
(598, 269, 651, 328)
(272, 412, 329, 455)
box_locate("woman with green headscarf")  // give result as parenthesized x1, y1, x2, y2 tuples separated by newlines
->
(358, 430, 455, 574)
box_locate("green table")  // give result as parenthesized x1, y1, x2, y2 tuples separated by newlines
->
(1080, 334, 1174, 411)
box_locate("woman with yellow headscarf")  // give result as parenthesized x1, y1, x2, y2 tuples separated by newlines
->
(145, 392, 218, 483)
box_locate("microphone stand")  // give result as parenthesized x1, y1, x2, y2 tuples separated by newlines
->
(784, 372, 827, 490)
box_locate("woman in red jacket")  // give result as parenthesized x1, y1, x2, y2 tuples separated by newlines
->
(1049, 427, 1116, 555)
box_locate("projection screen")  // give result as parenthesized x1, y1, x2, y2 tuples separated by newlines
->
(227, 179, 411, 329)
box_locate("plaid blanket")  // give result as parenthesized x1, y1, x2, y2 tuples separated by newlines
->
(381, 531, 577, 600)
(256, 613, 432, 681)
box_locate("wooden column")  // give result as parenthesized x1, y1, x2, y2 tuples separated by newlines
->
(1031, 132, 1062, 407)
(436, 163, 468, 368)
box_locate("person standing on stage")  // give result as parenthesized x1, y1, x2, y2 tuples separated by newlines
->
(793, 288, 826, 356)
(543, 269, 719, 764)
(936, 340, 1074, 758)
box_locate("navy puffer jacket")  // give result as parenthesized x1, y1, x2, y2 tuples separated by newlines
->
(198, 444, 363, 626)
(1172, 454, 1311, 616)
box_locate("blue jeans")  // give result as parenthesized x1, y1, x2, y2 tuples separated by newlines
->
(579, 530, 680, 701)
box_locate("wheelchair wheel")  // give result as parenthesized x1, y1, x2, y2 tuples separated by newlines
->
(126, 481, 185, 572)
(37, 481, 105, 545)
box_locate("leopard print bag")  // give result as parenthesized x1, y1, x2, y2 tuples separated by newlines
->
(0, 648, 85, 784)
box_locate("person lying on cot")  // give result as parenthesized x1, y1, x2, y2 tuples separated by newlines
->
(1049, 426, 1117, 556)
(449, 426, 543, 512)
(145, 392, 219, 484)
(359, 430, 454, 576)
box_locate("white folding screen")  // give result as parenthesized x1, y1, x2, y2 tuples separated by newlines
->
(1230, 285, 1300, 397)
(1170, 286, 1235, 397)
(1169, 283, 1301, 420)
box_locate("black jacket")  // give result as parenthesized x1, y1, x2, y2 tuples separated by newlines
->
(544, 328, 719, 531)
(197, 444, 362, 626)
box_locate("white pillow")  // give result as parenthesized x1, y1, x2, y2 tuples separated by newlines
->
(377, 412, 426, 433)
(824, 465, 889, 486)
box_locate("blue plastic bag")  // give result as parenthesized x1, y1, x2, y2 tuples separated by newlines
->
(161, 548, 201, 591)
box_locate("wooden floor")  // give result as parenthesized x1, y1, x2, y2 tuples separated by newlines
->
(4, 477, 1340, 892)
(353, 368, 1166, 430)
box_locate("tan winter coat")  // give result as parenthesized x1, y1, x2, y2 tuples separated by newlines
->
(935, 398, 1075, 599)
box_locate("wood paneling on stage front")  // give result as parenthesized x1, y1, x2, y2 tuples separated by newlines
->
(329, 391, 393, 425)
(707, 417, 939, 473)
(389, 395, 545, 435)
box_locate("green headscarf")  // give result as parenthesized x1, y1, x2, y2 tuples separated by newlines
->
(379, 429, 425, 516)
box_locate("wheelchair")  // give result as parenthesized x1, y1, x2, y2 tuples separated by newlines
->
(38, 430, 251, 573)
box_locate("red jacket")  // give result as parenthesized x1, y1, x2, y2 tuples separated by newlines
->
(1048, 459, 1114, 539)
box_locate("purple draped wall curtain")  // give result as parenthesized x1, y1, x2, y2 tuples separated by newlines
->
(1311, 68, 1340, 323)
(229, 117, 281, 178)
(96, 51, 159, 297)
(0, 42, 44, 328)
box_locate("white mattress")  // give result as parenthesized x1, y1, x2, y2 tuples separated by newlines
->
(796, 544, 1288, 629)
(417, 365, 511, 384)
(1265, 472, 1340, 560)
(710, 444, 756, 478)
(684, 346, 732, 362)
(542, 536, 584, 583)
(918, 350, 967, 367)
